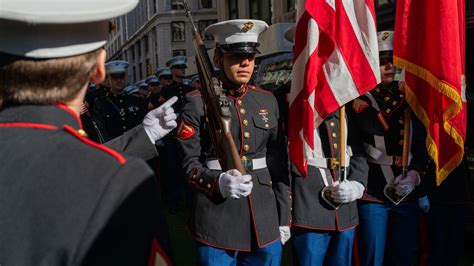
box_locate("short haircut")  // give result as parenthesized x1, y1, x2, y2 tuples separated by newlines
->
(0, 49, 101, 107)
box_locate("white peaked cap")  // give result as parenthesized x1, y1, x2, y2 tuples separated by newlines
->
(124, 85, 139, 95)
(377, 31, 394, 52)
(204, 19, 268, 53)
(166, 56, 188, 68)
(105, 60, 129, 74)
(0, 0, 139, 58)
(155, 67, 172, 78)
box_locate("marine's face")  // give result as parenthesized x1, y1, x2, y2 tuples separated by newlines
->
(109, 73, 126, 93)
(159, 75, 173, 86)
(379, 56, 394, 85)
(222, 53, 256, 85)
(171, 65, 186, 79)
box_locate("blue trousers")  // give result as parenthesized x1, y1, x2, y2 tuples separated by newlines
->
(195, 241, 282, 266)
(292, 228, 355, 266)
(357, 201, 419, 266)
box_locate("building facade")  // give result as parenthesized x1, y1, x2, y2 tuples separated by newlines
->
(215, 0, 295, 24)
(106, 0, 217, 83)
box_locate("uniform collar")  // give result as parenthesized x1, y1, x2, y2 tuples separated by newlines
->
(0, 104, 82, 130)
(227, 84, 248, 98)
(374, 81, 397, 94)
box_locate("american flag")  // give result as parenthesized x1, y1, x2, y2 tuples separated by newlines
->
(288, 0, 381, 176)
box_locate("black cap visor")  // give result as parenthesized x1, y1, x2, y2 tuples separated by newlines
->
(217, 42, 261, 54)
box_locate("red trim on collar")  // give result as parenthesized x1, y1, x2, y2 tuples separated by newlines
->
(55, 103, 83, 129)
(249, 86, 272, 94)
(0, 122, 58, 130)
(63, 125, 126, 165)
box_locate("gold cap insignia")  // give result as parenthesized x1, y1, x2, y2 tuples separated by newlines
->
(382, 31, 390, 41)
(242, 21, 254, 32)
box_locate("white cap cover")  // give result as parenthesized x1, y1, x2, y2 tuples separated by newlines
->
(0, 0, 139, 58)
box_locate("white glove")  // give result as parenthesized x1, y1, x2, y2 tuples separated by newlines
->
(331, 180, 365, 204)
(279, 226, 291, 245)
(143, 96, 178, 143)
(418, 195, 430, 213)
(393, 170, 420, 197)
(218, 169, 253, 199)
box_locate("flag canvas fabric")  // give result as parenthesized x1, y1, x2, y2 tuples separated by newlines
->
(393, 0, 466, 185)
(288, 0, 381, 176)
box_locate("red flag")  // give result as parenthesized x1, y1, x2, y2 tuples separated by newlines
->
(288, 0, 381, 176)
(394, 0, 466, 185)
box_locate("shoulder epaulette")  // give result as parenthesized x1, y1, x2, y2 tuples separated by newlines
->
(249, 86, 272, 94)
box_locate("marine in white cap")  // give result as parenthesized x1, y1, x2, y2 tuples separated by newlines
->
(155, 67, 173, 87)
(146, 75, 160, 94)
(159, 55, 194, 215)
(176, 19, 292, 265)
(0, 0, 177, 264)
(349, 30, 431, 266)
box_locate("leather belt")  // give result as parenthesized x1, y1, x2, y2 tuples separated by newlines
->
(206, 157, 267, 171)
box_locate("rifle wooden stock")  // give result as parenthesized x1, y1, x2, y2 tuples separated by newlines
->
(184, 1, 246, 173)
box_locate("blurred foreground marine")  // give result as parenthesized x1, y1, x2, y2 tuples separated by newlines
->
(177, 19, 291, 265)
(0, 0, 175, 265)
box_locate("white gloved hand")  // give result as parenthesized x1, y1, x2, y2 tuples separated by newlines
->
(418, 195, 430, 213)
(393, 170, 420, 197)
(143, 96, 178, 143)
(218, 169, 253, 199)
(331, 180, 365, 204)
(279, 226, 291, 245)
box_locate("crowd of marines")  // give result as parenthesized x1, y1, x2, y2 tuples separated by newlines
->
(0, 0, 472, 266)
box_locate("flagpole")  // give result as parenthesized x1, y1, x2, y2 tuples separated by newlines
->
(338, 105, 346, 182)
(401, 108, 411, 177)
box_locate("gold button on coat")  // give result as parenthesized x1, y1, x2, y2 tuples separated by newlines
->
(243, 144, 250, 152)
(242, 119, 249, 126)
(244, 132, 250, 139)
(240, 108, 246, 115)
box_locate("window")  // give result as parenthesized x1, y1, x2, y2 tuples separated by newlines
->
(199, 20, 217, 40)
(133, 66, 137, 81)
(200, 0, 212, 8)
(131, 47, 135, 61)
(228, 0, 238, 19)
(171, 0, 183, 10)
(144, 35, 149, 54)
(287, 0, 296, 12)
(146, 59, 152, 76)
(171, 22, 186, 42)
(249, 0, 272, 25)
(172, 49, 186, 57)
(153, 0, 157, 13)
(137, 40, 141, 57)
(139, 63, 143, 80)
